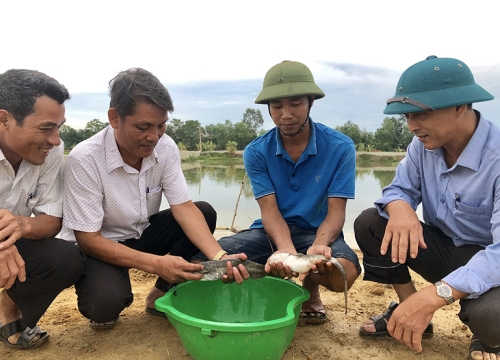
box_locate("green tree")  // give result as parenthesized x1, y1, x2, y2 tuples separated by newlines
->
(60, 125, 84, 149)
(335, 121, 362, 145)
(226, 141, 238, 155)
(233, 121, 255, 150)
(241, 108, 264, 135)
(205, 120, 233, 150)
(81, 119, 108, 139)
(373, 115, 412, 151)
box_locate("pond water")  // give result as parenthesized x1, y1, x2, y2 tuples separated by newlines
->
(161, 162, 406, 233)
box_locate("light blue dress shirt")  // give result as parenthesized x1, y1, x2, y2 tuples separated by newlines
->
(375, 112, 500, 298)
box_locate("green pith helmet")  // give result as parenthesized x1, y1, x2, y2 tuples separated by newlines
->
(255, 60, 325, 104)
(384, 55, 494, 115)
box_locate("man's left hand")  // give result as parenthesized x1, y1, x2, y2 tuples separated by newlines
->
(387, 287, 439, 353)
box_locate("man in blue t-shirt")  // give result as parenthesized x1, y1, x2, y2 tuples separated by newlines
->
(215, 61, 361, 324)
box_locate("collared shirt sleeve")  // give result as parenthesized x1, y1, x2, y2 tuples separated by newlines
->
(374, 138, 422, 218)
(32, 143, 64, 218)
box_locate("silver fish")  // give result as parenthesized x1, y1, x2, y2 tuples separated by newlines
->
(269, 253, 349, 314)
(197, 259, 265, 281)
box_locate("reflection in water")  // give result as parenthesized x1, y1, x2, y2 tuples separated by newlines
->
(161, 162, 397, 233)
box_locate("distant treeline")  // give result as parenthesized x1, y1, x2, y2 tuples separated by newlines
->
(60, 109, 413, 152)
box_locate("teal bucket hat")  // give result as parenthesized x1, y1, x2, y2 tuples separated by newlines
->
(255, 61, 325, 104)
(384, 55, 494, 115)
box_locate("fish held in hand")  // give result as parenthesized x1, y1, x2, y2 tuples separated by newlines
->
(269, 253, 349, 314)
(196, 259, 266, 281)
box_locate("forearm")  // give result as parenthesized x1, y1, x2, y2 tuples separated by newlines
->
(171, 201, 224, 260)
(313, 198, 347, 246)
(75, 231, 159, 273)
(17, 214, 62, 240)
(313, 214, 344, 247)
(261, 211, 295, 251)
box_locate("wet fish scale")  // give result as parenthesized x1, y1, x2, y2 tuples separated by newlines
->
(197, 259, 265, 281)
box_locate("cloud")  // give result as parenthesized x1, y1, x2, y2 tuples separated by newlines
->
(64, 63, 500, 133)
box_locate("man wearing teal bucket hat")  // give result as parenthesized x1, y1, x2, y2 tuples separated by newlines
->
(202, 60, 362, 324)
(354, 56, 500, 359)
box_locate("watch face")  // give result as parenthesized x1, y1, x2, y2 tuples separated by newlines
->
(437, 285, 452, 298)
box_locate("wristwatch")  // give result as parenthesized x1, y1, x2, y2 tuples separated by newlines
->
(434, 281, 455, 305)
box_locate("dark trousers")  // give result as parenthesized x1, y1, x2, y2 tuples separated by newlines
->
(354, 207, 500, 345)
(74, 201, 216, 323)
(7, 237, 84, 328)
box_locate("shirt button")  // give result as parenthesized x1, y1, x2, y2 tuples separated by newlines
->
(440, 198, 445, 203)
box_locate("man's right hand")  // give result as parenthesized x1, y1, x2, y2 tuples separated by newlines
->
(0, 245, 26, 289)
(0, 209, 29, 250)
(381, 200, 427, 264)
(155, 254, 204, 283)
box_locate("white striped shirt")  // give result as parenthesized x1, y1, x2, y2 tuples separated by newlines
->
(60, 126, 190, 242)
(0, 144, 63, 217)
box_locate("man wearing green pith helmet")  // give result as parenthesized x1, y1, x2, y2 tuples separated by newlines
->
(355, 56, 500, 359)
(207, 60, 362, 324)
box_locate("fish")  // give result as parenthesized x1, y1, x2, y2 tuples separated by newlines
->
(197, 259, 266, 281)
(269, 253, 349, 314)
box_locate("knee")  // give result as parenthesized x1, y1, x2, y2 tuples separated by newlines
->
(194, 201, 217, 231)
(78, 286, 132, 323)
(460, 293, 500, 345)
(46, 240, 85, 285)
(353, 208, 379, 233)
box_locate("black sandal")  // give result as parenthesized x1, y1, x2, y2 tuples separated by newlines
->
(359, 301, 433, 339)
(0, 319, 50, 350)
(469, 337, 500, 359)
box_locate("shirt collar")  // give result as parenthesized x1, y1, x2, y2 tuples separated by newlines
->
(455, 110, 489, 171)
(275, 117, 317, 156)
(104, 126, 159, 173)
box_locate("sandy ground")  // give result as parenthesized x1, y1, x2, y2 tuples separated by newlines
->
(3, 235, 473, 360)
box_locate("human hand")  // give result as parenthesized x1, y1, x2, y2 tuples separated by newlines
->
(219, 253, 250, 284)
(298, 244, 333, 281)
(265, 249, 297, 279)
(381, 202, 426, 263)
(156, 255, 204, 283)
(387, 288, 437, 352)
(0, 245, 26, 289)
(0, 210, 30, 250)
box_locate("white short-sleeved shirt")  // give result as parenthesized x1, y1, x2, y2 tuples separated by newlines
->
(0, 144, 63, 217)
(60, 126, 190, 242)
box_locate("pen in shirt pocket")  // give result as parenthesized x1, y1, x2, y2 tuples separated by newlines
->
(25, 193, 33, 207)
(454, 193, 460, 209)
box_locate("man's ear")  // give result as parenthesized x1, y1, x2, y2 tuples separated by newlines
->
(108, 108, 120, 129)
(0, 109, 11, 130)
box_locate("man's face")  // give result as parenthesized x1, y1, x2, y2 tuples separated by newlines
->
(269, 96, 311, 136)
(109, 101, 167, 167)
(405, 107, 462, 150)
(0, 95, 65, 167)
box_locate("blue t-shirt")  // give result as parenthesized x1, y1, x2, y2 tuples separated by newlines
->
(244, 118, 355, 230)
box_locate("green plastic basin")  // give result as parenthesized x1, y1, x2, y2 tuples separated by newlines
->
(155, 276, 309, 360)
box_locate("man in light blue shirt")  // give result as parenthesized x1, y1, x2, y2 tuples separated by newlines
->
(354, 56, 499, 359)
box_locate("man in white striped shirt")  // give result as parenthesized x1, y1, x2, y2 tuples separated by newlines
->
(61, 68, 248, 330)
(0, 69, 84, 350)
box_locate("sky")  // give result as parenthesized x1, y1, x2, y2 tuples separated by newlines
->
(3, 0, 499, 132)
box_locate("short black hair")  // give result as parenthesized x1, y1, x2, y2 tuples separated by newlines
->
(108, 68, 174, 121)
(0, 69, 70, 126)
